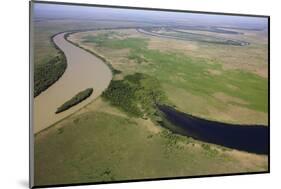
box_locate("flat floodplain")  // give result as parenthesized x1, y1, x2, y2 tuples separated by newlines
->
(70, 28, 268, 125)
(32, 2, 269, 187)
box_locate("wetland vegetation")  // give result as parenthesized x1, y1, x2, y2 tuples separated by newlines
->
(83, 30, 267, 114)
(56, 88, 93, 114)
(102, 73, 166, 117)
(34, 53, 66, 97)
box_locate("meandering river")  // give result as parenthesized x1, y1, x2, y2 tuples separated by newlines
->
(33, 30, 267, 155)
(33, 32, 112, 133)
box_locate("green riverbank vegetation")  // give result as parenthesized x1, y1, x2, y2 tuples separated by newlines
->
(56, 88, 93, 114)
(34, 53, 67, 97)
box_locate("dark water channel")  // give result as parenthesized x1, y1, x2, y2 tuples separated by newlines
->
(159, 106, 268, 154)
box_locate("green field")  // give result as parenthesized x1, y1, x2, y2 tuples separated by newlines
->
(140, 50, 268, 113)
(83, 33, 148, 49)
(80, 32, 268, 122)
(35, 108, 267, 186)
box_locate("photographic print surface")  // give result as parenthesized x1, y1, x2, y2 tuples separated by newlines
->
(30, 1, 269, 187)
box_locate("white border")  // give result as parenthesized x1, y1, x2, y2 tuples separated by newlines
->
(1, 0, 280, 189)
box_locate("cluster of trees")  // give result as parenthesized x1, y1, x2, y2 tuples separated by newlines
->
(102, 73, 166, 118)
(34, 54, 67, 97)
(102, 79, 141, 116)
(56, 88, 93, 114)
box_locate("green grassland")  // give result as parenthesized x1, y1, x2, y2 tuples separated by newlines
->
(35, 108, 267, 186)
(83, 33, 148, 50)
(140, 50, 268, 113)
(80, 32, 268, 123)
(162, 29, 268, 78)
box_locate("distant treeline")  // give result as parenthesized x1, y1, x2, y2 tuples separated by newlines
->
(56, 88, 93, 114)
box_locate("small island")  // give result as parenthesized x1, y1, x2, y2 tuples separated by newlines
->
(55, 88, 93, 114)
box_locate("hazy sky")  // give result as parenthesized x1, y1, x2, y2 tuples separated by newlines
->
(33, 2, 268, 29)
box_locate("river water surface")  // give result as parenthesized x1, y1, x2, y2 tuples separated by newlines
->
(34, 32, 112, 133)
(159, 106, 268, 154)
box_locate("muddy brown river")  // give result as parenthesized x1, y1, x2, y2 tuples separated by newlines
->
(33, 32, 112, 133)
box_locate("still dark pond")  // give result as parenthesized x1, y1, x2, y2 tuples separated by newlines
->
(159, 106, 268, 154)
